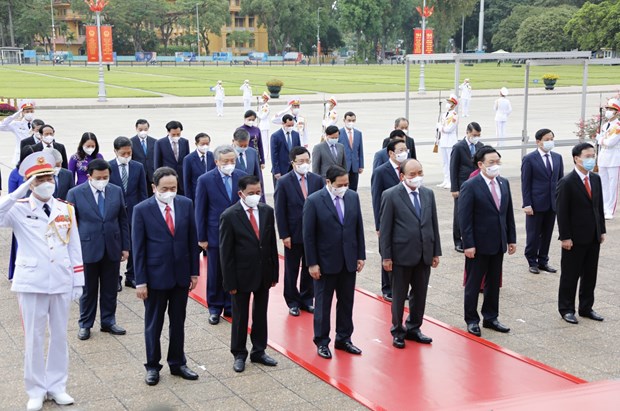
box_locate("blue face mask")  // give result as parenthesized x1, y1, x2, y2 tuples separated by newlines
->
(582, 158, 596, 172)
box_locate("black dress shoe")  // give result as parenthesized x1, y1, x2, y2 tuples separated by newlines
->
(317, 345, 332, 359)
(100, 324, 126, 335)
(145, 369, 159, 386)
(579, 310, 604, 321)
(455, 245, 464, 253)
(392, 337, 405, 349)
(117, 280, 122, 292)
(171, 365, 199, 380)
(124, 279, 136, 288)
(208, 314, 220, 325)
(233, 358, 245, 372)
(301, 305, 314, 314)
(528, 266, 540, 274)
(334, 341, 362, 355)
(77, 328, 90, 340)
(405, 329, 432, 344)
(482, 320, 510, 333)
(382, 294, 393, 302)
(562, 313, 579, 324)
(223, 311, 233, 318)
(250, 353, 278, 366)
(289, 307, 300, 317)
(538, 264, 557, 273)
(467, 323, 481, 336)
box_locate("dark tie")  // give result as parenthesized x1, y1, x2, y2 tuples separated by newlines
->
(172, 141, 179, 161)
(411, 192, 421, 218)
(331, 144, 337, 159)
(43, 204, 51, 217)
(224, 176, 232, 200)
(544, 154, 552, 175)
(334, 196, 344, 224)
(120, 164, 128, 192)
(248, 209, 260, 239)
(97, 190, 105, 218)
(141, 139, 147, 154)
(28, 122, 32, 129)
(470, 143, 475, 157)
(239, 153, 246, 170)
(286, 132, 292, 149)
(201, 155, 206, 170)
(165, 205, 175, 235)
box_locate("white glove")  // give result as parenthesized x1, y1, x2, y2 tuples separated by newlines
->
(72, 286, 83, 301)
(9, 175, 36, 201)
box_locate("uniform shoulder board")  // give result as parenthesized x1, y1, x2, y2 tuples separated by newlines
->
(16, 199, 29, 203)
(56, 198, 74, 206)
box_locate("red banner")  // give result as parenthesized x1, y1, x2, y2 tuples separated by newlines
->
(100, 26, 113, 63)
(413, 28, 434, 55)
(86, 25, 114, 63)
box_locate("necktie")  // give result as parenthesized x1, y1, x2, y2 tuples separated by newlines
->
(395, 166, 400, 178)
(348, 129, 354, 148)
(544, 154, 552, 175)
(490, 180, 500, 210)
(165, 205, 175, 235)
(120, 164, 128, 192)
(239, 153, 246, 170)
(43, 204, 51, 217)
(201, 155, 206, 170)
(28, 122, 32, 129)
(224, 176, 232, 200)
(286, 132, 292, 149)
(97, 190, 105, 218)
(300, 175, 308, 199)
(411, 191, 421, 218)
(141, 139, 147, 154)
(248, 208, 260, 239)
(172, 141, 179, 161)
(334, 196, 344, 224)
(470, 143, 475, 156)
(330, 144, 337, 159)
(584, 176, 592, 199)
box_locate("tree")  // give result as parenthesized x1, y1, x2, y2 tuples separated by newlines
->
(338, 0, 385, 60)
(14, 0, 53, 51)
(178, 0, 228, 55)
(514, 6, 578, 52)
(492, 5, 544, 51)
(156, 1, 184, 53)
(565, 0, 620, 52)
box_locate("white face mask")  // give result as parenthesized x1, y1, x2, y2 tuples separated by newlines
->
(245, 120, 255, 127)
(284, 126, 294, 133)
(196, 145, 210, 154)
(170, 136, 180, 143)
(330, 184, 347, 198)
(327, 138, 339, 146)
(402, 129, 409, 136)
(395, 151, 408, 163)
(33, 182, 55, 200)
(235, 146, 248, 154)
(345, 122, 355, 129)
(542, 141, 555, 152)
(83, 146, 96, 156)
(138, 130, 148, 139)
(53, 167, 61, 176)
(605, 110, 616, 120)
(24, 113, 35, 122)
(90, 179, 109, 191)
(220, 164, 235, 176)
(42, 135, 54, 145)
(243, 194, 261, 208)
(468, 136, 480, 145)
(155, 190, 176, 204)
(295, 163, 310, 175)
(406, 176, 424, 189)
(291, 108, 300, 115)
(117, 156, 130, 165)
(34, 132, 42, 141)
(485, 165, 501, 178)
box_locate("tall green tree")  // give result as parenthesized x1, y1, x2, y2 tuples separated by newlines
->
(514, 6, 578, 52)
(491, 5, 544, 51)
(178, 0, 229, 55)
(565, 0, 620, 52)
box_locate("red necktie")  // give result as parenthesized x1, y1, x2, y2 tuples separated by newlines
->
(300, 175, 308, 199)
(584, 176, 592, 199)
(248, 209, 259, 239)
(165, 205, 175, 235)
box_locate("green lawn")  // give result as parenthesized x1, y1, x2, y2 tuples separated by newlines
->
(0, 63, 618, 99)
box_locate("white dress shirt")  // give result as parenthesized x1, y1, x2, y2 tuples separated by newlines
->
(240, 199, 259, 231)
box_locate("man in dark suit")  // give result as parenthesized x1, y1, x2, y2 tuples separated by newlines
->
(374, 130, 413, 170)
(274, 146, 324, 316)
(19, 118, 44, 153)
(521, 128, 564, 274)
(220, 175, 279, 373)
(232, 128, 264, 202)
(303, 165, 366, 359)
(31, 124, 68, 169)
(50, 148, 74, 200)
(338, 112, 364, 191)
(556, 143, 606, 324)
(154, 120, 190, 196)
(450, 122, 484, 252)
(380, 118, 417, 161)
(371, 139, 409, 301)
(380, 159, 441, 348)
(312, 126, 347, 178)
(133, 167, 200, 385)
(270, 114, 301, 187)
(67, 159, 130, 340)
(195, 145, 247, 325)
(109, 137, 148, 289)
(182, 133, 214, 202)
(458, 146, 516, 337)
(130, 119, 157, 196)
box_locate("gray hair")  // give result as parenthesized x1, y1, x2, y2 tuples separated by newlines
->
(213, 144, 237, 161)
(233, 128, 250, 142)
(50, 149, 63, 165)
(394, 117, 409, 128)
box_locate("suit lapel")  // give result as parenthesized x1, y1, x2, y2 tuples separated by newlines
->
(320, 189, 341, 223)
(147, 197, 172, 236)
(237, 203, 259, 241)
(291, 173, 305, 200)
(475, 175, 499, 212)
(573, 171, 591, 201)
(213, 171, 229, 200)
(398, 185, 419, 220)
(258, 204, 269, 241)
(81, 184, 102, 220)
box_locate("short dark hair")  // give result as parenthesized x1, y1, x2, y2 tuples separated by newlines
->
(135, 119, 149, 128)
(153, 166, 178, 186)
(113, 136, 132, 150)
(87, 158, 111, 175)
(40, 124, 55, 134)
(244, 110, 257, 119)
(474, 145, 500, 164)
(343, 111, 355, 119)
(32, 119, 45, 128)
(387, 139, 406, 154)
(195, 132, 210, 144)
(325, 125, 339, 136)
(233, 128, 250, 142)
(389, 129, 406, 140)
(572, 142, 595, 160)
(535, 128, 554, 141)
(289, 146, 310, 161)
(165, 120, 183, 131)
(77, 132, 99, 159)
(238, 175, 260, 191)
(282, 114, 294, 123)
(466, 122, 482, 133)
(18, 145, 35, 168)
(325, 165, 347, 183)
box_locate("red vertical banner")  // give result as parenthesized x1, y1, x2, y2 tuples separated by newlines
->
(413, 28, 434, 54)
(424, 29, 434, 54)
(100, 26, 114, 63)
(86, 26, 98, 62)
(86, 25, 114, 63)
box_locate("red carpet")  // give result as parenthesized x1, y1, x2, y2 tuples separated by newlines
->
(190, 257, 592, 410)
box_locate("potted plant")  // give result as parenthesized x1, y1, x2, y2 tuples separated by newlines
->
(542, 73, 559, 90)
(0, 102, 17, 120)
(266, 79, 284, 98)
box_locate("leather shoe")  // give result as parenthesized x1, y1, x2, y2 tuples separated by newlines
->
(289, 307, 300, 317)
(47, 392, 74, 405)
(317, 345, 332, 359)
(117, 280, 122, 292)
(208, 314, 220, 325)
(482, 319, 510, 333)
(382, 294, 393, 302)
(301, 305, 314, 314)
(77, 328, 90, 340)
(579, 310, 604, 321)
(145, 369, 159, 386)
(538, 264, 557, 273)
(171, 365, 198, 380)
(528, 266, 540, 274)
(334, 341, 362, 355)
(101, 324, 126, 335)
(467, 323, 481, 336)
(233, 358, 245, 372)
(250, 353, 278, 366)
(26, 397, 44, 411)
(125, 279, 137, 288)
(223, 311, 232, 318)
(392, 337, 405, 349)
(562, 313, 579, 324)
(405, 329, 432, 344)
(455, 245, 464, 253)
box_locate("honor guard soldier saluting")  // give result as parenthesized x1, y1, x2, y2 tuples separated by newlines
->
(596, 98, 620, 220)
(0, 151, 84, 411)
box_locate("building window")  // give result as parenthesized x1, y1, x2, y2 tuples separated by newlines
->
(248, 16, 255, 27)
(249, 34, 255, 49)
(235, 13, 245, 28)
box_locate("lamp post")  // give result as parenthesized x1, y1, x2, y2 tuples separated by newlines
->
(85, 0, 108, 102)
(478, 0, 485, 52)
(50, 0, 56, 60)
(196, 3, 200, 58)
(316, 7, 321, 65)
(416, 2, 434, 94)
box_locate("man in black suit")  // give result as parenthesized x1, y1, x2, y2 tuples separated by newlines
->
(556, 143, 606, 324)
(380, 159, 441, 348)
(130, 119, 157, 196)
(50, 149, 74, 200)
(270, 114, 301, 188)
(458, 146, 516, 337)
(19, 119, 44, 153)
(274, 146, 324, 316)
(380, 118, 417, 161)
(450, 122, 483, 252)
(521, 128, 564, 274)
(31, 124, 68, 169)
(220, 175, 279, 373)
(154, 120, 190, 196)
(303, 165, 366, 359)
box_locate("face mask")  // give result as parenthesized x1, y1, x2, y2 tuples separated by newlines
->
(117, 156, 130, 165)
(243, 194, 261, 208)
(34, 133, 42, 141)
(284, 126, 294, 133)
(402, 129, 409, 136)
(395, 151, 408, 163)
(327, 138, 339, 146)
(53, 167, 61, 176)
(155, 190, 176, 204)
(138, 130, 148, 139)
(295, 163, 310, 175)
(170, 136, 180, 143)
(83, 146, 96, 156)
(245, 120, 255, 127)
(485, 165, 501, 178)
(235, 146, 248, 154)
(90, 179, 109, 191)
(330, 185, 347, 198)
(42, 136, 54, 145)
(292, 108, 300, 115)
(469, 136, 480, 145)
(196, 145, 209, 154)
(33, 182, 55, 200)
(345, 122, 355, 129)
(24, 113, 35, 121)
(220, 164, 235, 176)
(582, 158, 596, 172)
(406, 176, 424, 189)
(605, 110, 616, 120)
(542, 141, 555, 152)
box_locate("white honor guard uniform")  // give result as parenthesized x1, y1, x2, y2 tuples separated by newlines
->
(596, 98, 620, 219)
(214, 81, 225, 116)
(0, 151, 83, 411)
(494, 87, 512, 147)
(240, 79, 253, 111)
(257, 92, 271, 157)
(322, 96, 338, 131)
(459, 79, 472, 117)
(0, 99, 37, 166)
(437, 94, 459, 188)
(272, 98, 309, 146)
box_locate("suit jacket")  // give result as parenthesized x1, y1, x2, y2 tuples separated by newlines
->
(54, 168, 74, 200)
(521, 150, 564, 212)
(270, 128, 301, 175)
(556, 170, 605, 245)
(182, 150, 215, 201)
(219, 202, 279, 293)
(235, 148, 261, 179)
(194, 168, 247, 246)
(381, 135, 417, 160)
(154, 137, 190, 195)
(312, 142, 346, 177)
(371, 160, 401, 231)
(130, 135, 157, 186)
(67, 182, 130, 263)
(31, 141, 68, 169)
(109, 159, 148, 220)
(303, 188, 366, 274)
(132, 196, 199, 290)
(339, 128, 364, 172)
(373, 148, 389, 170)
(379, 184, 442, 266)
(20, 136, 37, 152)
(450, 138, 484, 192)
(458, 174, 516, 255)
(274, 170, 324, 244)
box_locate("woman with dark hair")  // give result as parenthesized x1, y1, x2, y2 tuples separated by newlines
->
(68, 132, 103, 185)
(239, 110, 266, 169)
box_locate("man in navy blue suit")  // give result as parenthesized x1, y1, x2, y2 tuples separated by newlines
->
(274, 146, 324, 316)
(339, 112, 364, 191)
(303, 165, 366, 359)
(270, 114, 300, 188)
(195, 145, 247, 325)
(133, 167, 200, 386)
(232, 128, 264, 202)
(130, 119, 157, 196)
(521, 128, 563, 274)
(458, 146, 516, 337)
(154, 120, 190, 196)
(67, 159, 130, 341)
(373, 130, 409, 170)
(109, 136, 148, 290)
(182, 132, 215, 202)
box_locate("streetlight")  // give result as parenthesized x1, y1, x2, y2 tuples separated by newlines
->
(195, 3, 200, 58)
(416, 1, 434, 94)
(50, 0, 56, 60)
(85, 0, 108, 102)
(316, 7, 321, 65)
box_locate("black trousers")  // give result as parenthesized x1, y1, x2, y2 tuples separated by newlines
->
(120, 223, 134, 282)
(524, 209, 556, 267)
(231, 287, 269, 360)
(283, 243, 314, 309)
(453, 197, 462, 247)
(391, 263, 431, 339)
(464, 252, 503, 324)
(144, 286, 189, 371)
(348, 171, 360, 192)
(207, 247, 231, 315)
(313, 269, 356, 347)
(558, 241, 600, 316)
(79, 255, 120, 329)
